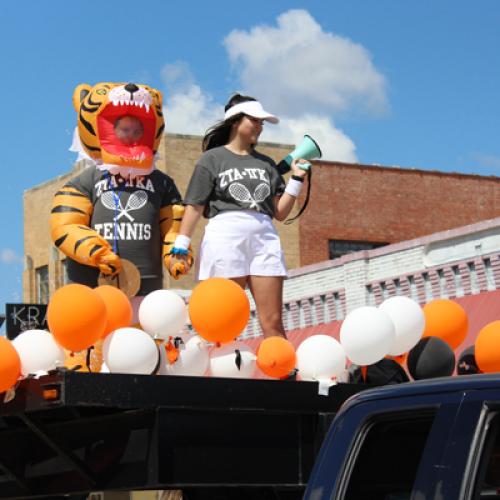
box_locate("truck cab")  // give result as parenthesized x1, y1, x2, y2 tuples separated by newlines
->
(305, 374, 500, 500)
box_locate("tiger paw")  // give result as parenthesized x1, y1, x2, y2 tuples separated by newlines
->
(96, 252, 121, 276)
(171, 261, 188, 280)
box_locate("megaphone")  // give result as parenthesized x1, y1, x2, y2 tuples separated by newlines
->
(277, 135, 322, 175)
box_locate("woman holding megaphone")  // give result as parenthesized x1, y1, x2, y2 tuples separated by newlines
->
(169, 94, 308, 340)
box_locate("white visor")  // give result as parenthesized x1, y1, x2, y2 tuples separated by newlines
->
(224, 101, 279, 124)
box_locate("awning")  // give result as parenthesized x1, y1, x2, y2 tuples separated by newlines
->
(242, 289, 500, 356)
(453, 289, 500, 352)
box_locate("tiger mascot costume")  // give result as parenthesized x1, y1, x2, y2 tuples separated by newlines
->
(50, 82, 193, 371)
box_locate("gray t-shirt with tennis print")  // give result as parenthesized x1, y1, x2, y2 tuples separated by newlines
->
(63, 167, 181, 295)
(183, 146, 286, 218)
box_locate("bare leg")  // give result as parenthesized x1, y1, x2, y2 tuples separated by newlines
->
(229, 276, 248, 290)
(248, 275, 286, 339)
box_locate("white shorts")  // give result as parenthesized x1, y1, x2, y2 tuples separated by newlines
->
(197, 210, 287, 280)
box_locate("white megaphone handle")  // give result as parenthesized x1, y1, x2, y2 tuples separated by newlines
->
(298, 162, 311, 171)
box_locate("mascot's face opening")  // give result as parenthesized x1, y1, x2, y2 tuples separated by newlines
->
(114, 116, 144, 145)
(74, 82, 165, 170)
(98, 85, 156, 164)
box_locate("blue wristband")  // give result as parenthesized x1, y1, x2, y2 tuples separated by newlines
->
(170, 247, 188, 256)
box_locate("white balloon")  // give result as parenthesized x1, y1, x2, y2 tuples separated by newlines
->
(164, 334, 210, 377)
(100, 362, 110, 373)
(156, 342, 169, 376)
(340, 306, 396, 366)
(379, 296, 425, 355)
(12, 329, 65, 377)
(103, 327, 159, 374)
(209, 341, 257, 379)
(296, 335, 346, 381)
(337, 369, 350, 383)
(138, 290, 188, 340)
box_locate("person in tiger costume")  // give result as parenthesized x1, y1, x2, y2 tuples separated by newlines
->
(50, 82, 193, 370)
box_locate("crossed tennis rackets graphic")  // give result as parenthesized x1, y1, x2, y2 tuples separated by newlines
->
(101, 190, 149, 221)
(228, 182, 270, 209)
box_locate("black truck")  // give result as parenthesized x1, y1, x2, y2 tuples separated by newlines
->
(304, 373, 500, 500)
(0, 370, 499, 499)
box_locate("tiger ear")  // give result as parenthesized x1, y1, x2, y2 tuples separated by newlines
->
(73, 84, 92, 112)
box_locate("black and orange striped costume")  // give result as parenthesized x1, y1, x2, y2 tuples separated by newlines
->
(50, 82, 193, 295)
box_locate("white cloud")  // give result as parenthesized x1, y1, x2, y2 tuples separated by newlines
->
(1, 249, 23, 265)
(163, 85, 222, 137)
(161, 61, 195, 94)
(262, 115, 357, 163)
(162, 9, 389, 163)
(471, 153, 500, 170)
(161, 62, 223, 136)
(224, 9, 388, 117)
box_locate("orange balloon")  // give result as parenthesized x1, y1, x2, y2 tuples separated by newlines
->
(94, 285, 133, 337)
(423, 299, 468, 350)
(0, 338, 21, 392)
(188, 278, 250, 343)
(475, 320, 500, 373)
(47, 284, 107, 352)
(257, 337, 296, 379)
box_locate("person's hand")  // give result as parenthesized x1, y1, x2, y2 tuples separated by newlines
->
(291, 158, 309, 178)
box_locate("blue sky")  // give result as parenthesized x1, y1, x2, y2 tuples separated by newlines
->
(2, 1, 500, 331)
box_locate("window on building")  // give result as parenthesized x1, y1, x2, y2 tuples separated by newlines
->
(328, 239, 388, 260)
(341, 412, 435, 500)
(35, 265, 49, 304)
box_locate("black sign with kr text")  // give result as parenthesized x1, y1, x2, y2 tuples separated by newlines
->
(5, 303, 48, 340)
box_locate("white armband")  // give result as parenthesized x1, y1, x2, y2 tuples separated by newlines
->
(284, 178, 304, 198)
(173, 235, 191, 250)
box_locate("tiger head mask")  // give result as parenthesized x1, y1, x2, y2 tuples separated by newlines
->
(73, 82, 165, 172)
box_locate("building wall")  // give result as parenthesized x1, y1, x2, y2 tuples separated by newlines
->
(300, 162, 500, 265)
(240, 216, 500, 337)
(23, 166, 87, 302)
(23, 133, 500, 305)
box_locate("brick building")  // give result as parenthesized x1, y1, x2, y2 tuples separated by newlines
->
(244, 216, 500, 357)
(300, 161, 500, 265)
(23, 134, 500, 305)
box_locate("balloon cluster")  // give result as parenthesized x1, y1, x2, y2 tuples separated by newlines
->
(2, 276, 493, 396)
(186, 288, 471, 384)
(0, 278, 267, 391)
(292, 295, 500, 382)
(339, 297, 471, 384)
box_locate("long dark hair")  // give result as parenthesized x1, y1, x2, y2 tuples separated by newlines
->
(202, 94, 257, 151)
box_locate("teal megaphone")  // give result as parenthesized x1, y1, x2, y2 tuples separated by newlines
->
(277, 135, 322, 175)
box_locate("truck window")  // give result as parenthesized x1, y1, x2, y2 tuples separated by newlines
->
(473, 412, 500, 499)
(340, 413, 435, 500)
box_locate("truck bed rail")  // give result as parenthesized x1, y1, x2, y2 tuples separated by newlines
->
(0, 370, 367, 499)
